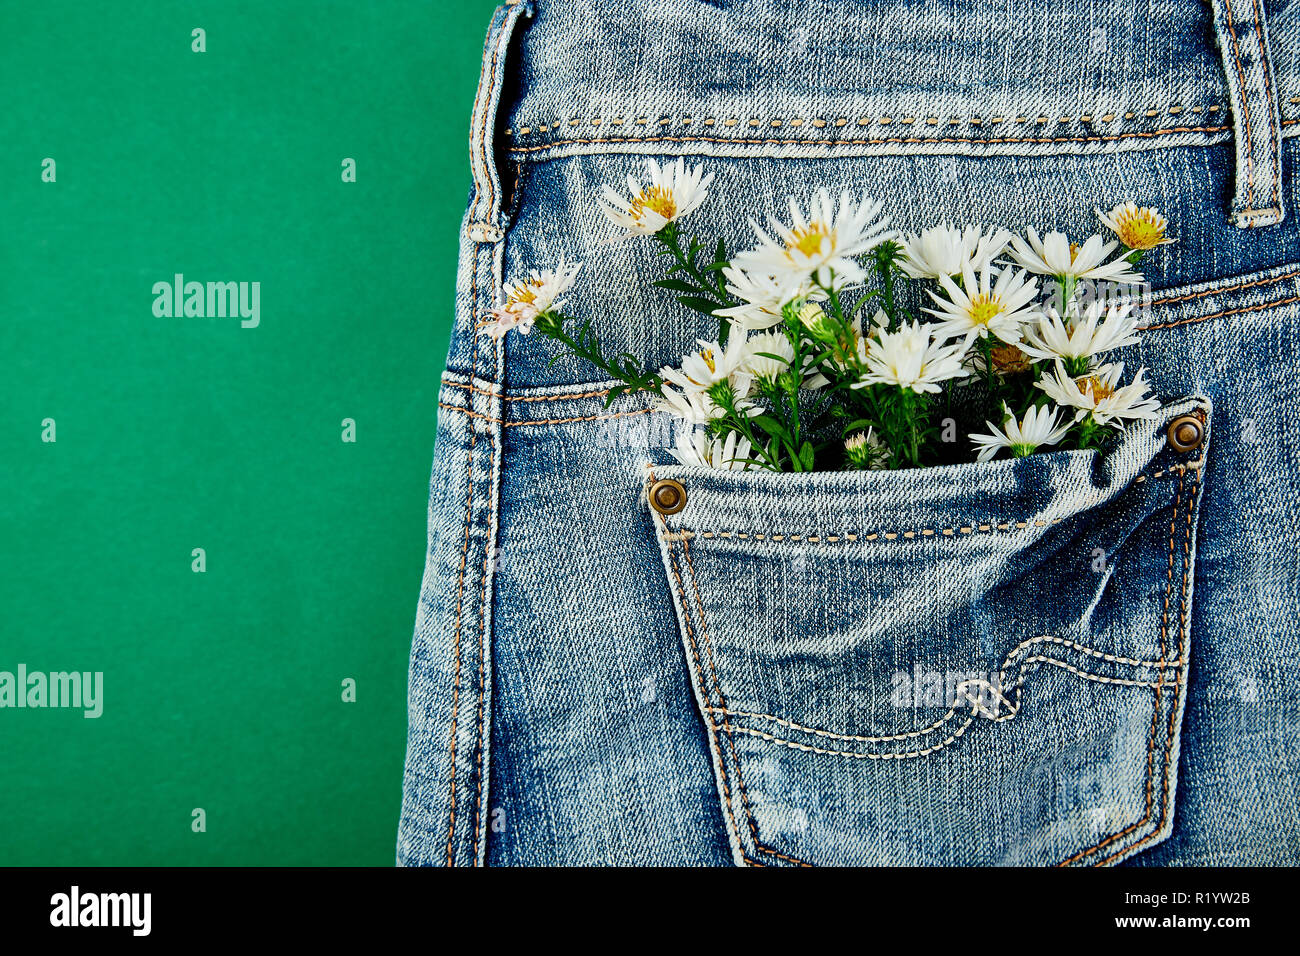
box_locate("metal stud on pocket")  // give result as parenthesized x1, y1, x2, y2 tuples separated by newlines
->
(649, 478, 687, 515)
(1166, 415, 1205, 453)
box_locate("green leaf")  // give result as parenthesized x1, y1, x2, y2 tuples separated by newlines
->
(751, 415, 793, 443)
(799, 441, 816, 470)
(653, 278, 702, 293)
(676, 295, 722, 314)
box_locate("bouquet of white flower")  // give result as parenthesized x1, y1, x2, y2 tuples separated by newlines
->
(482, 159, 1172, 472)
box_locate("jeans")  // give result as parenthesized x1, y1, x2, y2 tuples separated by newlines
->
(398, 0, 1300, 865)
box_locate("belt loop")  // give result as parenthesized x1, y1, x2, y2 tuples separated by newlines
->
(1208, 0, 1286, 228)
(467, 0, 534, 240)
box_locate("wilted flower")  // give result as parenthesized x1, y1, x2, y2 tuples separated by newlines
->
(481, 255, 582, 340)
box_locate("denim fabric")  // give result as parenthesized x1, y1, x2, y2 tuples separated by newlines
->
(398, 0, 1300, 865)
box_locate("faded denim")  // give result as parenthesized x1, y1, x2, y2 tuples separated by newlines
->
(398, 0, 1300, 865)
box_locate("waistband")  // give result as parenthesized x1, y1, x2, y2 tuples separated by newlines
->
(483, 0, 1296, 227)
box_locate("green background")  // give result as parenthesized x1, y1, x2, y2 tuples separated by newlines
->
(1, 0, 500, 865)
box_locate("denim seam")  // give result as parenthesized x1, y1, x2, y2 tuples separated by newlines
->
(507, 105, 1228, 136)
(1059, 468, 1193, 865)
(437, 402, 656, 426)
(1151, 266, 1300, 304)
(662, 530, 771, 866)
(1142, 292, 1300, 330)
(505, 123, 1231, 155)
(680, 534, 812, 867)
(1093, 468, 1199, 865)
(660, 461, 1199, 545)
(443, 246, 483, 868)
(1222, 0, 1261, 213)
(465, 11, 501, 226)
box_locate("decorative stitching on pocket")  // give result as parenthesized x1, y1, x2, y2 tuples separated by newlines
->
(663, 530, 802, 866)
(679, 534, 812, 867)
(660, 461, 1198, 547)
(713, 635, 1180, 757)
(1093, 467, 1199, 865)
(505, 124, 1230, 154)
(1058, 468, 1189, 866)
(704, 633, 1183, 746)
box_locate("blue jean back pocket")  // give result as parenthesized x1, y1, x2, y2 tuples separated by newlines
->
(648, 396, 1210, 866)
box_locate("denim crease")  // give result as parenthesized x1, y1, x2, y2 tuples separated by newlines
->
(398, 0, 1300, 866)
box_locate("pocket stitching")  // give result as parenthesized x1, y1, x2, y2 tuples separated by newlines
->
(659, 461, 1199, 546)
(664, 459, 1200, 865)
(663, 530, 812, 867)
(677, 534, 813, 867)
(1058, 466, 1195, 866)
(1088, 466, 1198, 866)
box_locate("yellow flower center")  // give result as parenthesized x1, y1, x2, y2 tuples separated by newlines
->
(1068, 242, 1082, 264)
(699, 348, 716, 374)
(788, 224, 831, 259)
(1113, 209, 1167, 250)
(506, 279, 543, 308)
(968, 294, 1005, 326)
(630, 186, 677, 223)
(1079, 374, 1116, 401)
(990, 344, 1031, 374)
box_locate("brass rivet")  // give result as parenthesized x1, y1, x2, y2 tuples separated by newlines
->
(1167, 415, 1204, 453)
(649, 478, 686, 515)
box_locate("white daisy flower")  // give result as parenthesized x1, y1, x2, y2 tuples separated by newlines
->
(744, 331, 796, 382)
(655, 384, 726, 425)
(669, 429, 754, 470)
(969, 403, 1072, 461)
(1095, 202, 1175, 251)
(712, 265, 821, 331)
(660, 333, 754, 399)
(899, 224, 1010, 280)
(855, 321, 970, 394)
(598, 158, 714, 238)
(734, 188, 895, 287)
(1035, 361, 1161, 427)
(741, 329, 829, 390)
(481, 255, 582, 340)
(1018, 299, 1141, 370)
(925, 263, 1040, 345)
(1005, 227, 1144, 284)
